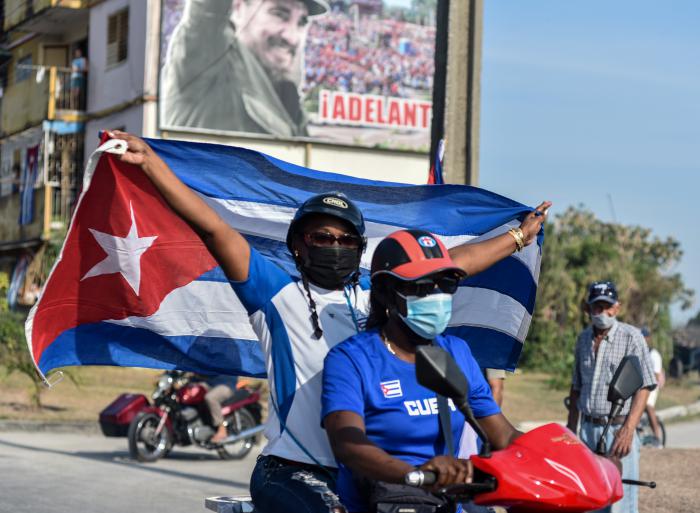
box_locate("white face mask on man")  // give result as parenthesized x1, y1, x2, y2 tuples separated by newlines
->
(591, 312, 616, 330)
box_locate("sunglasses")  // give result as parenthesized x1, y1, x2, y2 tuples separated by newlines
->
(304, 231, 362, 249)
(396, 275, 460, 297)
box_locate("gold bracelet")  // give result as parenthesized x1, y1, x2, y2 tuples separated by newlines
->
(508, 228, 524, 252)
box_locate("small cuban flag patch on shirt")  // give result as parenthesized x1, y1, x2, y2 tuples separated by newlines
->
(380, 379, 403, 398)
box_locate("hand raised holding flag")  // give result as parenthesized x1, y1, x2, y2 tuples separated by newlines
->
(107, 130, 252, 282)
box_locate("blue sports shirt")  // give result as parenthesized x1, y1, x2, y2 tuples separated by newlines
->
(322, 330, 500, 512)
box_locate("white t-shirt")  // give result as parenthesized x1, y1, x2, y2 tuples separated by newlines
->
(230, 248, 369, 467)
(649, 348, 662, 375)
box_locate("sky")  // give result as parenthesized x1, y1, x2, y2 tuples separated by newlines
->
(478, 1, 700, 326)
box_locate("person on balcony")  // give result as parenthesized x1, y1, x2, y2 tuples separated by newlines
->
(70, 47, 88, 110)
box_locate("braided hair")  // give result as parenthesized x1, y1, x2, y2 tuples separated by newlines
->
(365, 275, 394, 330)
(300, 271, 324, 339)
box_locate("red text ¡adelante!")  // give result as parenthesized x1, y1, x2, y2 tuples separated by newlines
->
(318, 90, 431, 131)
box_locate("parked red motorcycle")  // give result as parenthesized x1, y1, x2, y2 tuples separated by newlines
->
(99, 371, 263, 462)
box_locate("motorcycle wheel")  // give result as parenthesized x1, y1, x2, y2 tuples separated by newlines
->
(128, 412, 172, 463)
(217, 408, 258, 460)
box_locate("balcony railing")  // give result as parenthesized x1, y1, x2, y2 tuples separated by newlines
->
(45, 129, 85, 226)
(2, 65, 86, 135)
(0, 128, 84, 247)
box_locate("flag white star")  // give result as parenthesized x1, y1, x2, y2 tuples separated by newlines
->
(81, 203, 157, 296)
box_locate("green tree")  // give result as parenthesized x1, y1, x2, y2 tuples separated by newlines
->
(523, 206, 693, 388)
(0, 229, 75, 407)
(0, 270, 45, 406)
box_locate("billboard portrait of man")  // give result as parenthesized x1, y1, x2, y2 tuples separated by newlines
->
(161, 0, 328, 138)
(160, 0, 437, 151)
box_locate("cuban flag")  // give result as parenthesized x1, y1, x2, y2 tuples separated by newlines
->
(26, 135, 543, 383)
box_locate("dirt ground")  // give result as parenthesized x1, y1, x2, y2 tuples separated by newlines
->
(639, 447, 698, 513)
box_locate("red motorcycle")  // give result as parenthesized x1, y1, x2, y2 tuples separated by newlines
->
(99, 371, 263, 462)
(404, 348, 656, 512)
(205, 352, 655, 513)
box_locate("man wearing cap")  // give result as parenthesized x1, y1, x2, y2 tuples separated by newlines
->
(566, 281, 657, 513)
(162, 0, 327, 137)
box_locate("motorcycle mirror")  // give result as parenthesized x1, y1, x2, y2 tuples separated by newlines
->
(416, 345, 492, 457)
(608, 355, 643, 404)
(416, 345, 468, 401)
(596, 355, 644, 455)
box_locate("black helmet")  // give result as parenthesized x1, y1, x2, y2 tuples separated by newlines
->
(286, 192, 366, 252)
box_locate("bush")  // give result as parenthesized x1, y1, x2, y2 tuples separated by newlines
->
(523, 206, 693, 388)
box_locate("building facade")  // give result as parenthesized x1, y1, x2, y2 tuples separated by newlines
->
(0, 0, 433, 308)
(0, 0, 90, 307)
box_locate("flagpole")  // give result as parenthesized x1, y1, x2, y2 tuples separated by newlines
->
(429, 0, 450, 176)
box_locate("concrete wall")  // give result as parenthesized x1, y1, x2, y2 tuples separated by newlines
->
(84, 104, 144, 164)
(87, 0, 148, 114)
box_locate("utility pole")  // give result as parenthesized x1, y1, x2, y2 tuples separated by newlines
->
(439, 0, 483, 186)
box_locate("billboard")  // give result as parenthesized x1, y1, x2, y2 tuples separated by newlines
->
(159, 0, 437, 151)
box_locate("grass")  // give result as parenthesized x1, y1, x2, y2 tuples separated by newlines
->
(0, 366, 698, 425)
(496, 371, 700, 426)
(0, 366, 159, 422)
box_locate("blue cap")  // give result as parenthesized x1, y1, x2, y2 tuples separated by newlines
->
(586, 280, 618, 305)
(641, 327, 651, 337)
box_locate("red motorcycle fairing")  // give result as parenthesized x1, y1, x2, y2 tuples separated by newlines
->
(221, 389, 261, 417)
(177, 383, 208, 405)
(472, 423, 623, 513)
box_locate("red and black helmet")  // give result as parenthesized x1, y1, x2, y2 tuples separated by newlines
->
(370, 229, 466, 282)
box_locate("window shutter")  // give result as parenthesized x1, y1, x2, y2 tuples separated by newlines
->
(107, 9, 128, 66)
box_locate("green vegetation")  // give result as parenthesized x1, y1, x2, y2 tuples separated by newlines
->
(0, 228, 70, 407)
(523, 206, 693, 388)
(0, 272, 43, 406)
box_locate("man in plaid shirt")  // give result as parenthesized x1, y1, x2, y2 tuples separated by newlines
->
(566, 281, 656, 513)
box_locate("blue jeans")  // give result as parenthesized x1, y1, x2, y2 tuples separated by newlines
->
(250, 454, 345, 513)
(579, 421, 640, 513)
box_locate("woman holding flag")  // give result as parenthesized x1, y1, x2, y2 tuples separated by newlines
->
(109, 131, 550, 513)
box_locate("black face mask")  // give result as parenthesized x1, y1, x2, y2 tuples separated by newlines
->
(301, 246, 361, 290)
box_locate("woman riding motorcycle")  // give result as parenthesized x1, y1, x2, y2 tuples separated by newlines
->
(322, 230, 522, 513)
(111, 130, 549, 513)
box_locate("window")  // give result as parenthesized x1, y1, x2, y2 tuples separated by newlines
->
(107, 8, 129, 66)
(15, 55, 32, 83)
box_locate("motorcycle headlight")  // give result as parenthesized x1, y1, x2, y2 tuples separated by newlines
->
(152, 374, 173, 399)
(158, 375, 173, 390)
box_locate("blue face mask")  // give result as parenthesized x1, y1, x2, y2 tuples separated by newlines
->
(398, 292, 453, 340)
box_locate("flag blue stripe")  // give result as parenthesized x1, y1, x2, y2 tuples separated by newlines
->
(38, 322, 266, 378)
(446, 326, 523, 372)
(462, 257, 538, 314)
(196, 232, 537, 314)
(147, 138, 533, 237)
(197, 252, 537, 316)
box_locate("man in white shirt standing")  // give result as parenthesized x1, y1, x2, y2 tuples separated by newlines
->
(642, 327, 665, 447)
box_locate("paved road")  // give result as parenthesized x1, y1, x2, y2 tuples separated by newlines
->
(1, 419, 697, 513)
(666, 417, 700, 448)
(0, 430, 258, 513)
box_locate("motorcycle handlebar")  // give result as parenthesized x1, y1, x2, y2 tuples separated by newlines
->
(405, 470, 437, 487)
(622, 478, 656, 489)
(405, 470, 497, 497)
